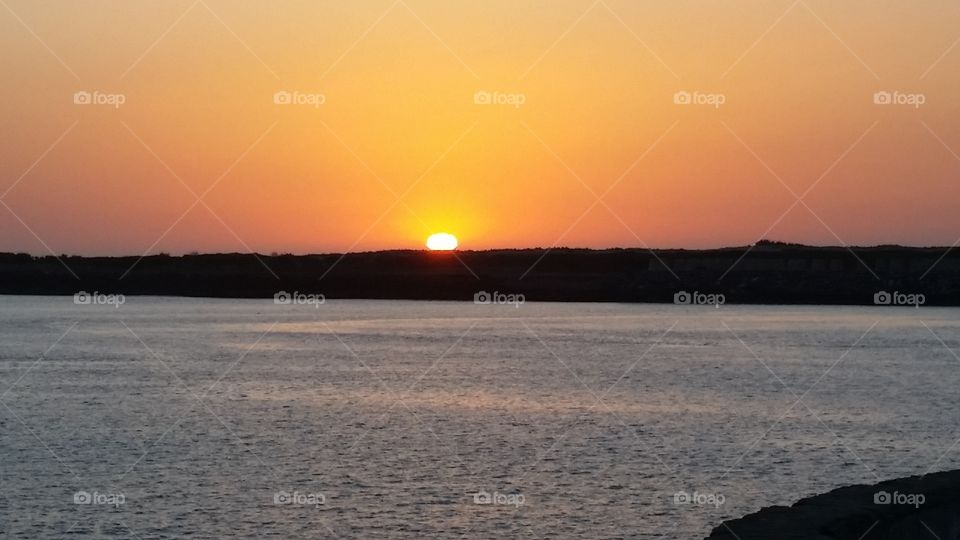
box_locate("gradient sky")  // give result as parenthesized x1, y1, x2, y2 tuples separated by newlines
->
(1, 0, 959, 255)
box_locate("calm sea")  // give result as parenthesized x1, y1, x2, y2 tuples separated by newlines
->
(1, 297, 958, 538)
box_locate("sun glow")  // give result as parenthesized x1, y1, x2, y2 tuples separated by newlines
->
(426, 233, 458, 251)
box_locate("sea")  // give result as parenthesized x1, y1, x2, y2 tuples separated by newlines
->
(1, 296, 958, 538)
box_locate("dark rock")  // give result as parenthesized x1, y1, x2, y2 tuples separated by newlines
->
(705, 469, 960, 539)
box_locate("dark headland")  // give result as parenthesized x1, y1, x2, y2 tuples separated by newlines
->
(705, 469, 960, 539)
(2, 241, 959, 305)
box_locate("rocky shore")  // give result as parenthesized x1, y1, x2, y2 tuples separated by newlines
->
(705, 469, 960, 539)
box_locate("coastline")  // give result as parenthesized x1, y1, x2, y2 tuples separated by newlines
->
(2, 243, 958, 305)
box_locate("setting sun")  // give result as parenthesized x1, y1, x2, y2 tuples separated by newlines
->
(426, 233, 458, 251)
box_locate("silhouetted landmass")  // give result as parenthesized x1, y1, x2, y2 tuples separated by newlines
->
(705, 469, 960, 539)
(2, 241, 959, 304)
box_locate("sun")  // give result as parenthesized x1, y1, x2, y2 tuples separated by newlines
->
(426, 232, 458, 251)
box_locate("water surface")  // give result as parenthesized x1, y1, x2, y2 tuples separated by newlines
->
(1, 297, 958, 538)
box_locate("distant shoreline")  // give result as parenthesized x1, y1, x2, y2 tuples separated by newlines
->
(2, 242, 959, 306)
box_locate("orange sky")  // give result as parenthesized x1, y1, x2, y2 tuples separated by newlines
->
(1, 0, 959, 255)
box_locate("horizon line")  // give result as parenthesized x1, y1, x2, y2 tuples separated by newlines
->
(3, 240, 957, 259)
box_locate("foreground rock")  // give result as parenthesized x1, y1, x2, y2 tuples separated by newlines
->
(705, 469, 960, 539)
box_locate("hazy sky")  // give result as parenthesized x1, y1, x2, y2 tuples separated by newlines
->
(1, 0, 959, 255)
